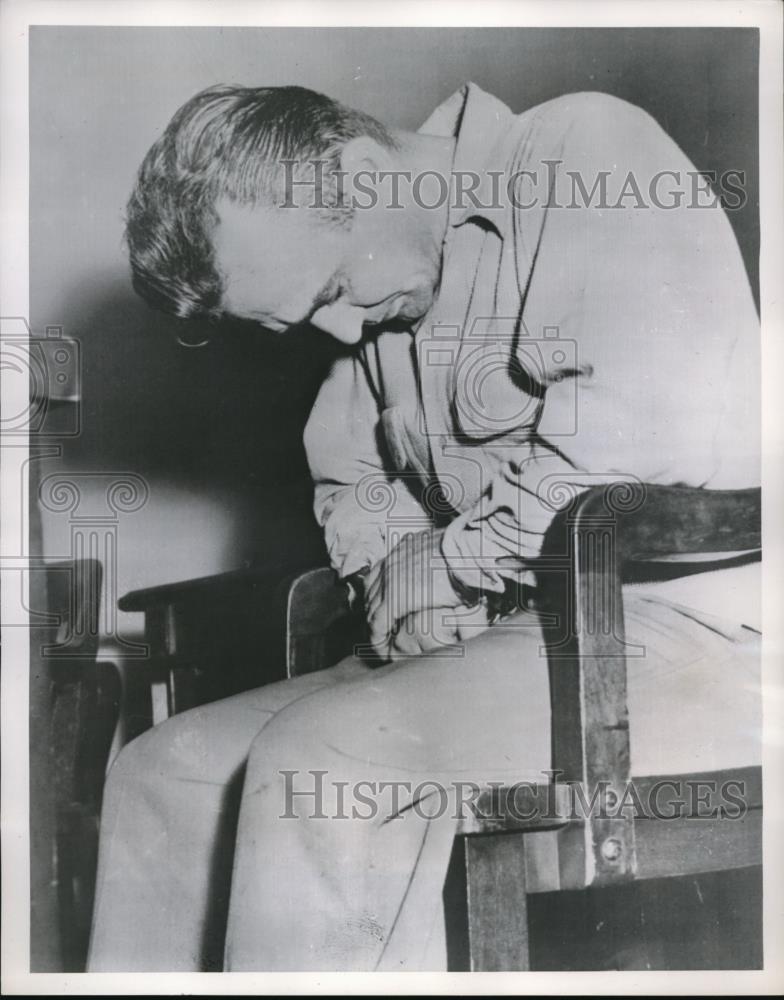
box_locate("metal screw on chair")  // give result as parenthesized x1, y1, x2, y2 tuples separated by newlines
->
(603, 788, 619, 810)
(601, 837, 623, 862)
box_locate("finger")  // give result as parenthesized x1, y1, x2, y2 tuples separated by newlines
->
(388, 610, 423, 657)
(396, 614, 454, 656)
(365, 585, 382, 627)
(494, 556, 535, 571)
(365, 574, 383, 615)
(371, 634, 398, 663)
(452, 602, 492, 641)
(393, 607, 459, 654)
(370, 639, 393, 662)
(365, 565, 391, 622)
(368, 602, 396, 652)
(428, 606, 463, 649)
(390, 628, 423, 658)
(364, 564, 383, 605)
(365, 554, 391, 606)
(367, 575, 397, 628)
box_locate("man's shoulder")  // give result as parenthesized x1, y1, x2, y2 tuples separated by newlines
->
(522, 90, 657, 132)
(515, 90, 675, 164)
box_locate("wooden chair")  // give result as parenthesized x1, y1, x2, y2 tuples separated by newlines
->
(283, 483, 762, 970)
(30, 558, 121, 971)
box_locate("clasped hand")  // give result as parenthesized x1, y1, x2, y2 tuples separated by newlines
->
(362, 528, 488, 660)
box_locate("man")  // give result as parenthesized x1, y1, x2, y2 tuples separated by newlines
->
(88, 82, 760, 971)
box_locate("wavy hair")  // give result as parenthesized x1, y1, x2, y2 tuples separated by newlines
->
(125, 85, 395, 320)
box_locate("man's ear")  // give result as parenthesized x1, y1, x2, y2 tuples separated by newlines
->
(338, 135, 394, 180)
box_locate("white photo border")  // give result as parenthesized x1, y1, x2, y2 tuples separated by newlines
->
(2, 1, 782, 995)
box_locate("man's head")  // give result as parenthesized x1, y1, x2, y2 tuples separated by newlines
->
(126, 85, 450, 344)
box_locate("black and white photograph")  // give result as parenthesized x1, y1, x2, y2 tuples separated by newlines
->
(1, 0, 782, 993)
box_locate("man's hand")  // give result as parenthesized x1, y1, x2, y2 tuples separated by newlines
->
(383, 604, 492, 659)
(363, 528, 477, 658)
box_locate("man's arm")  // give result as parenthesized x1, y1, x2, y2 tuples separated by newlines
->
(307, 351, 482, 658)
(305, 349, 432, 578)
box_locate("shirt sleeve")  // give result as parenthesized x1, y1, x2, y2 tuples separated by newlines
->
(305, 350, 430, 579)
(442, 93, 760, 595)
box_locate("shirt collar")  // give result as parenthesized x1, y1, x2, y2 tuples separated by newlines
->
(417, 81, 516, 234)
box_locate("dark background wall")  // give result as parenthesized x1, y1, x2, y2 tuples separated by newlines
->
(30, 27, 759, 642)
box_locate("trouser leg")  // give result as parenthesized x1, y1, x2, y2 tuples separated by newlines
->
(224, 615, 553, 971)
(224, 594, 761, 971)
(87, 660, 369, 971)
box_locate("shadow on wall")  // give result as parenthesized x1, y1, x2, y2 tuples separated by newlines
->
(37, 273, 342, 611)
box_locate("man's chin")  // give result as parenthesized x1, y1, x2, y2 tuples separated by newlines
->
(396, 294, 435, 325)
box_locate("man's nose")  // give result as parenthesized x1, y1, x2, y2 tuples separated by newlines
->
(309, 302, 366, 345)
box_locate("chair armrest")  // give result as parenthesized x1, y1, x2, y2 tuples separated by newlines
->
(118, 561, 310, 613)
(118, 560, 328, 717)
(285, 567, 355, 678)
(576, 483, 761, 561)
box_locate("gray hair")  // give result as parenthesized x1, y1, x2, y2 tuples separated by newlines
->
(125, 85, 395, 320)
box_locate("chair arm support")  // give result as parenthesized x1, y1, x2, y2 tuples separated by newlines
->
(570, 484, 761, 561)
(118, 561, 334, 719)
(118, 560, 320, 613)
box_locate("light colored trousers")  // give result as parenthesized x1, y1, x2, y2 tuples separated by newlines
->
(88, 584, 760, 972)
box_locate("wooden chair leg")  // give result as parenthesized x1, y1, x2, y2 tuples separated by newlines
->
(465, 833, 530, 971)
